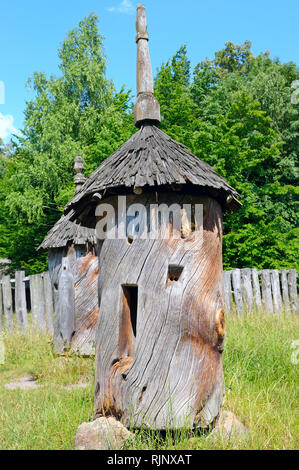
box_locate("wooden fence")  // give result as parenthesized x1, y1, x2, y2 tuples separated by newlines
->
(223, 268, 298, 315)
(0, 271, 54, 333)
(0, 268, 297, 332)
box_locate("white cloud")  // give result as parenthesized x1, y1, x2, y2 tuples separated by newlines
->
(0, 113, 18, 140)
(107, 0, 135, 14)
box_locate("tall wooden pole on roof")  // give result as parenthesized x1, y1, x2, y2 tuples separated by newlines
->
(74, 155, 86, 194)
(134, 3, 161, 127)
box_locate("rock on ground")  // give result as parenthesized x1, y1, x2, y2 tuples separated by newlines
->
(209, 410, 250, 442)
(74, 417, 135, 450)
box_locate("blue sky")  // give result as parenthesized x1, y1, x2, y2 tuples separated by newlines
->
(0, 0, 298, 141)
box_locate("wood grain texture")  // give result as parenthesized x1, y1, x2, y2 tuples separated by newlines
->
(288, 269, 298, 313)
(53, 257, 75, 353)
(43, 271, 54, 333)
(94, 193, 225, 429)
(50, 246, 99, 355)
(0, 278, 3, 331)
(15, 271, 28, 331)
(241, 268, 253, 312)
(3, 275, 13, 331)
(280, 269, 290, 312)
(232, 269, 243, 315)
(223, 271, 232, 313)
(270, 269, 282, 315)
(251, 268, 262, 310)
(261, 270, 273, 314)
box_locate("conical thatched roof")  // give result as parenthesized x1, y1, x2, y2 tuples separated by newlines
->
(65, 123, 241, 215)
(37, 209, 96, 252)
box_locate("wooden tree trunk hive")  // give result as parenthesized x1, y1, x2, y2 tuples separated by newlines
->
(38, 157, 99, 355)
(62, 4, 241, 429)
(93, 193, 225, 429)
(48, 244, 98, 355)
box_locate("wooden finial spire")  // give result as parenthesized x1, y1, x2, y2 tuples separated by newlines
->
(74, 156, 86, 194)
(134, 3, 161, 127)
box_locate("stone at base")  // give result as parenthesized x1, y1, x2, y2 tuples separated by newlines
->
(74, 417, 135, 450)
(209, 410, 250, 442)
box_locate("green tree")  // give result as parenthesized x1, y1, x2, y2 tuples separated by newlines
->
(0, 14, 134, 273)
(154, 42, 299, 269)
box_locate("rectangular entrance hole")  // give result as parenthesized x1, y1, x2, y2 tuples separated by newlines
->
(119, 285, 138, 358)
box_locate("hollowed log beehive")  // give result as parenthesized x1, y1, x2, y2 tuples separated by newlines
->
(38, 158, 98, 355)
(63, 4, 241, 428)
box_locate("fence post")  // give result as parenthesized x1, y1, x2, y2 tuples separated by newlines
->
(0, 278, 3, 331)
(251, 268, 262, 311)
(2, 275, 13, 330)
(54, 257, 75, 353)
(288, 269, 298, 314)
(15, 271, 28, 330)
(232, 269, 243, 315)
(270, 269, 282, 315)
(280, 269, 290, 312)
(42, 272, 54, 333)
(30, 274, 47, 331)
(261, 270, 273, 314)
(223, 270, 232, 313)
(241, 268, 253, 312)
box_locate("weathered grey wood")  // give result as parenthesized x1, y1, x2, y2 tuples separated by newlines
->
(134, 4, 161, 126)
(0, 277, 3, 331)
(36, 274, 46, 330)
(223, 270, 232, 313)
(94, 193, 225, 429)
(53, 257, 75, 353)
(251, 268, 262, 310)
(270, 269, 282, 315)
(241, 268, 253, 312)
(29, 274, 39, 327)
(232, 269, 243, 315)
(261, 270, 273, 314)
(70, 252, 99, 355)
(2, 275, 13, 331)
(280, 269, 290, 312)
(30, 274, 46, 329)
(288, 269, 298, 313)
(42, 271, 54, 333)
(15, 271, 28, 330)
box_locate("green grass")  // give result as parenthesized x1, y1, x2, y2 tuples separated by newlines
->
(0, 313, 298, 450)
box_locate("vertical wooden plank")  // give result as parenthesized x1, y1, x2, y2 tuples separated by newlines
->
(288, 269, 298, 314)
(2, 275, 13, 331)
(261, 270, 273, 314)
(251, 268, 262, 311)
(29, 274, 39, 327)
(270, 269, 282, 315)
(241, 268, 253, 312)
(0, 278, 3, 331)
(36, 274, 46, 331)
(232, 269, 243, 315)
(223, 271, 232, 313)
(15, 271, 28, 330)
(43, 271, 54, 333)
(280, 269, 290, 312)
(54, 257, 75, 352)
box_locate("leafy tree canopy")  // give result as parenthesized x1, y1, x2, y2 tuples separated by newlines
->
(0, 23, 298, 273)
